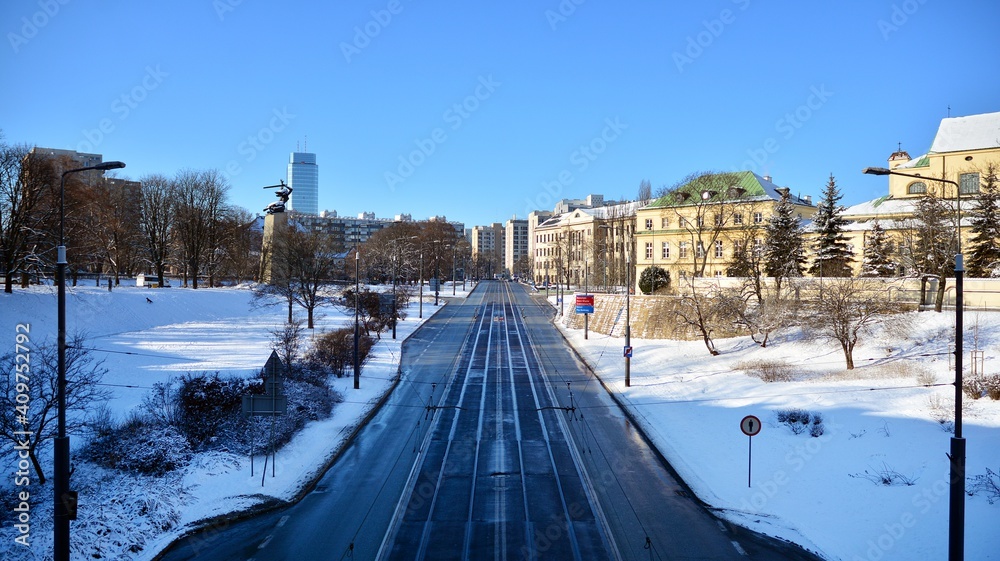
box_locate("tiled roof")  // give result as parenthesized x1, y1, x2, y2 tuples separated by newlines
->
(647, 171, 812, 208)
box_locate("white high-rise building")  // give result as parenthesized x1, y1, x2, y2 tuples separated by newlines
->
(287, 152, 318, 215)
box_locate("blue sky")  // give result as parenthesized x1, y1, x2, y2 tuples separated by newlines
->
(3, 0, 999, 228)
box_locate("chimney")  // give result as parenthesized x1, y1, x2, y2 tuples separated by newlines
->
(763, 175, 773, 183)
(804, 195, 812, 205)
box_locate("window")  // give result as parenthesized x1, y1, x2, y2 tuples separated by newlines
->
(907, 181, 927, 195)
(645, 242, 653, 259)
(714, 240, 723, 258)
(715, 270, 723, 277)
(734, 213, 743, 225)
(713, 213, 722, 226)
(697, 216, 705, 227)
(960, 173, 980, 195)
(679, 241, 689, 258)
(645, 218, 653, 230)
(696, 241, 705, 258)
(753, 239, 764, 254)
(661, 217, 669, 228)
(754, 212, 763, 224)
(661, 242, 669, 259)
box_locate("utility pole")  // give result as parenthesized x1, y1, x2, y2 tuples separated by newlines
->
(353, 248, 360, 390)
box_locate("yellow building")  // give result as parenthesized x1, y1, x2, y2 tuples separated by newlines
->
(530, 201, 638, 289)
(635, 171, 816, 290)
(844, 110, 1000, 274)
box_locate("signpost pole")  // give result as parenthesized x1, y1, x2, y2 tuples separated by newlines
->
(748, 435, 752, 488)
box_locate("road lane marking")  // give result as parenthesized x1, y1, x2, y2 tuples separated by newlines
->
(717, 520, 727, 532)
(731, 540, 747, 556)
(258, 535, 273, 549)
(276, 515, 289, 527)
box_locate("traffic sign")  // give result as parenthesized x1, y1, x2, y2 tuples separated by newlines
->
(623, 345, 633, 358)
(575, 294, 595, 314)
(740, 415, 762, 437)
(740, 414, 761, 488)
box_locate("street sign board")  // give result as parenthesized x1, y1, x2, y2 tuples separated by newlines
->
(242, 394, 288, 416)
(429, 278, 439, 291)
(575, 294, 595, 314)
(623, 345, 633, 358)
(740, 415, 762, 437)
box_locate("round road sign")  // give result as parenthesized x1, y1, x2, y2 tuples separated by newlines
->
(740, 415, 762, 437)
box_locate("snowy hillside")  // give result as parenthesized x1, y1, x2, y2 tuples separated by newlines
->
(556, 299, 1000, 560)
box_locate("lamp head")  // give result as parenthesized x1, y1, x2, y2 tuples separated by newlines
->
(862, 167, 890, 176)
(96, 161, 126, 171)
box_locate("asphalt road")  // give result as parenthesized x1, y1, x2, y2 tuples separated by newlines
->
(157, 281, 826, 561)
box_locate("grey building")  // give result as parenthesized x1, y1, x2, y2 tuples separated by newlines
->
(287, 152, 318, 215)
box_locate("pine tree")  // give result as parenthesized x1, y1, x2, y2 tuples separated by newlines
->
(764, 190, 806, 292)
(808, 174, 854, 277)
(912, 188, 956, 312)
(860, 220, 896, 277)
(966, 163, 1000, 278)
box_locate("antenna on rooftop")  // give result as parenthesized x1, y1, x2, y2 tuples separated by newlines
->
(947, 105, 951, 118)
(304, 135, 308, 152)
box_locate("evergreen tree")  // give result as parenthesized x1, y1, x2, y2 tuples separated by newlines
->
(966, 163, 1000, 278)
(860, 220, 897, 277)
(808, 174, 854, 277)
(764, 190, 806, 292)
(638, 265, 670, 294)
(911, 188, 956, 312)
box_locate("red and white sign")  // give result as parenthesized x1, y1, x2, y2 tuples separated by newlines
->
(740, 415, 762, 437)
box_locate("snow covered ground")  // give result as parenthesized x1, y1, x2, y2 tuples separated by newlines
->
(0, 281, 473, 560)
(553, 296, 1000, 560)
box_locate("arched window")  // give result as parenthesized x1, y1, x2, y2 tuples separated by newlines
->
(907, 181, 927, 195)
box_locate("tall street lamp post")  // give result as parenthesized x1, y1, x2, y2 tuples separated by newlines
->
(56, 160, 125, 561)
(354, 247, 360, 390)
(418, 252, 423, 319)
(625, 247, 631, 387)
(391, 252, 397, 340)
(864, 166, 964, 560)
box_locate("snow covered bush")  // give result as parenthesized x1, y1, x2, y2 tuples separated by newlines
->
(176, 371, 253, 448)
(736, 359, 794, 382)
(970, 467, 1000, 504)
(985, 375, 1000, 400)
(82, 410, 192, 476)
(963, 377, 987, 400)
(306, 327, 375, 378)
(776, 408, 824, 436)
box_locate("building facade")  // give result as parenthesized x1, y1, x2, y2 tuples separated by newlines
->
(287, 151, 318, 215)
(634, 171, 816, 289)
(471, 222, 504, 278)
(504, 217, 529, 277)
(841, 110, 1000, 275)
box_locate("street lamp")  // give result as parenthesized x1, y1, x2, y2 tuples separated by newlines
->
(864, 165, 964, 560)
(354, 247, 360, 390)
(56, 160, 125, 561)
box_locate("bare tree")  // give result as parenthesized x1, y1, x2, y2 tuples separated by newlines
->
(173, 169, 230, 289)
(673, 276, 724, 355)
(637, 179, 652, 205)
(258, 222, 340, 329)
(659, 171, 748, 278)
(0, 141, 54, 292)
(93, 178, 144, 285)
(217, 207, 261, 284)
(138, 173, 176, 287)
(803, 277, 907, 369)
(0, 336, 111, 483)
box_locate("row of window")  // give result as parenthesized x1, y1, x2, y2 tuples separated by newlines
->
(645, 240, 725, 259)
(643, 212, 765, 231)
(906, 172, 980, 195)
